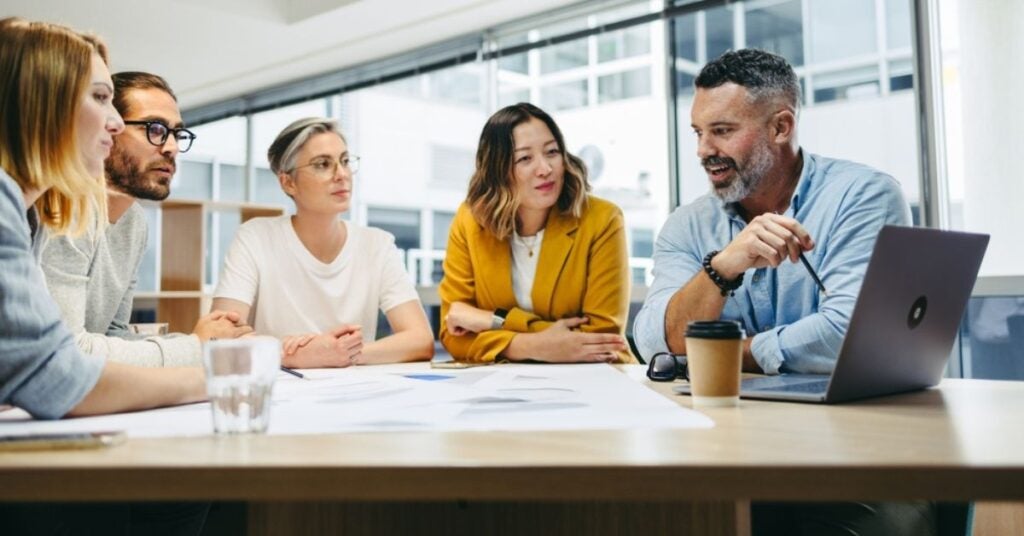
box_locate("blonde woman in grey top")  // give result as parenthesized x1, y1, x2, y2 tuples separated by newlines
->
(0, 18, 205, 418)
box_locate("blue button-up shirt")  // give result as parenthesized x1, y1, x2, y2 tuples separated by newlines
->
(0, 168, 104, 419)
(633, 152, 911, 374)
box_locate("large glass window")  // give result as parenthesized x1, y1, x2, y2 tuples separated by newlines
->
(179, 115, 248, 201)
(596, 3, 651, 63)
(674, 12, 698, 63)
(673, 0, 920, 218)
(541, 79, 589, 111)
(367, 208, 421, 252)
(960, 296, 1024, 380)
(539, 20, 589, 74)
(428, 65, 484, 108)
(135, 205, 160, 293)
(885, 0, 913, 50)
(808, 0, 877, 63)
(431, 211, 455, 285)
(206, 210, 242, 289)
(172, 160, 212, 200)
(254, 168, 291, 209)
(333, 64, 485, 288)
(813, 66, 881, 103)
(745, 0, 803, 66)
(705, 5, 735, 62)
(598, 67, 651, 103)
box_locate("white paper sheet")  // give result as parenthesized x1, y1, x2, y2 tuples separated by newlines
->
(0, 363, 711, 438)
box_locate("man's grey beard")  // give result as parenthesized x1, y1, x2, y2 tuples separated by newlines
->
(710, 139, 774, 203)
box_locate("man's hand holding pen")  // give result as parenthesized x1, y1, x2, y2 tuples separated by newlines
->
(714, 213, 814, 277)
(713, 213, 828, 295)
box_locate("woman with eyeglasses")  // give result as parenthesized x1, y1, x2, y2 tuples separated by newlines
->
(0, 19, 208, 415)
(212, 117, 434, 367)
(439, 103, 634, 364)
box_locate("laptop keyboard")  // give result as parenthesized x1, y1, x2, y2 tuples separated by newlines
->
(742, 376, 830, 393)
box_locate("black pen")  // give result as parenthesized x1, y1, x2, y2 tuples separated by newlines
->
(772, 211, 828, 296)
(798, 252, 829, 297)
(280, 366, 305, 379)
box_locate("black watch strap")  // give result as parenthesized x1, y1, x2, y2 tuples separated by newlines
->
(703, 250, 744, 297)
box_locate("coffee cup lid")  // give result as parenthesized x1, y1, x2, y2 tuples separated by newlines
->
(685, 320, 745, 339)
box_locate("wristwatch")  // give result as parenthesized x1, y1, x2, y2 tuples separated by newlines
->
(490, 308, 508, 330)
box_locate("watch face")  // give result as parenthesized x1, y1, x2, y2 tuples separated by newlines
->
(491, 308, 509, 330)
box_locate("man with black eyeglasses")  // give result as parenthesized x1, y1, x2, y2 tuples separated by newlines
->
(41, 71, 251, 371)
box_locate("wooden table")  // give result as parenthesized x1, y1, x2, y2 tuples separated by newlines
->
(2, 372, 1022, 535)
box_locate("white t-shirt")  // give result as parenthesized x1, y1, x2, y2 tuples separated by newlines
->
(213, 216, 420, 339)
(510, 229, 543, 312)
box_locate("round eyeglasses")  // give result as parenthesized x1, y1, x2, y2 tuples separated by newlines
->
(289, 155, 361, 178)
(123, 120, 196, 153)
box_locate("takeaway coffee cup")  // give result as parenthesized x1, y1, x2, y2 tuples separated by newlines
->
(685, 320, 745, 407)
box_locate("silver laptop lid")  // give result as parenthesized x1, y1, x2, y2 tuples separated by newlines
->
(824, 226, 988, 402)
(671, 226, 988, 404)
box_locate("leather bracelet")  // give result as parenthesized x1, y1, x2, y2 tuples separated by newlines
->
(703, 250, 744, 297)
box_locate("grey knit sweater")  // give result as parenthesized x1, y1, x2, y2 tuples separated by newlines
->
(41, 203, 201, 367)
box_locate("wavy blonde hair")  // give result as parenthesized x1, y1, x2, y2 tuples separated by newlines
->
(467, 103, 589, 240)
(0, 17, 109, 235)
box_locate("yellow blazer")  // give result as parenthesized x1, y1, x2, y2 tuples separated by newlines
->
(439, 195, 635, 363)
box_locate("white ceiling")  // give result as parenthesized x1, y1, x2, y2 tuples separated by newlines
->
(6, 0, 578, 110)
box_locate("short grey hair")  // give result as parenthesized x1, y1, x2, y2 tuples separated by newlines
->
(695, 49, 800, 111)
(267, 117, 345, 175)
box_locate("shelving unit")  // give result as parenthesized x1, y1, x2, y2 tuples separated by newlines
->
(140, 199, 284, 332)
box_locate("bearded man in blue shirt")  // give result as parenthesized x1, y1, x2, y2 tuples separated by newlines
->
(634, 49, 936, 535)
(634, 48, 911, 375)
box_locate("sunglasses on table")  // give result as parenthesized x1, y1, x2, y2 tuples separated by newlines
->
(646, 352, 688, 382)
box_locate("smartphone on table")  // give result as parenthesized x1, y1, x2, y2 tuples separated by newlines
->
(0, 431, 126, 452)
(430, 353, 488, 369)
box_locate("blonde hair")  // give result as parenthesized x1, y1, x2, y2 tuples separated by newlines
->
(467, 103, 589, 240)
(0, 17, 109, 235)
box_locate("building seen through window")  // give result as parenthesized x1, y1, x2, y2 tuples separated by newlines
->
(164, 0, 918, 294)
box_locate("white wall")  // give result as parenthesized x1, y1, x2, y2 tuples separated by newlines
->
(955, 0, 1024, 276)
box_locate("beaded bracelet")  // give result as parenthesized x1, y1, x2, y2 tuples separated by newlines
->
(703, 250, 744, 297)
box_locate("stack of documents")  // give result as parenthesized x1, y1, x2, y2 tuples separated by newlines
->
(0, 363, 712, 437)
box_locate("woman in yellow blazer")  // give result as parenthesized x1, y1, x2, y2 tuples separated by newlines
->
(439, 103, 634, 364)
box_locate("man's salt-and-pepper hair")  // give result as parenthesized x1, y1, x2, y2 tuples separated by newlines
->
(266, 117, 346, 175)
(695, 49, 801, 111)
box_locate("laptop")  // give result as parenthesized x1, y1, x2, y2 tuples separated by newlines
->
(673, 225, 989, 403)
